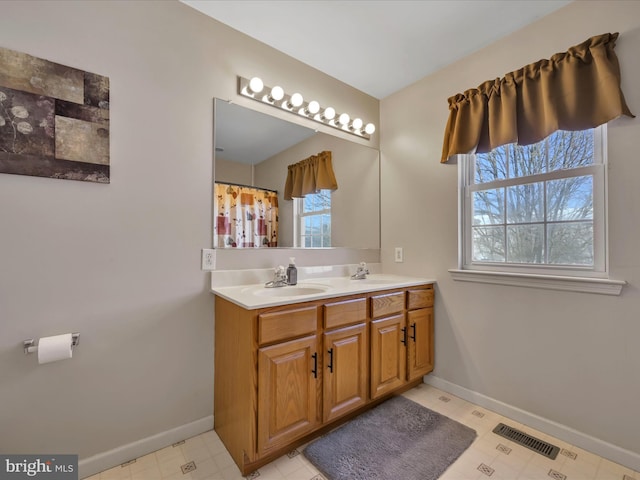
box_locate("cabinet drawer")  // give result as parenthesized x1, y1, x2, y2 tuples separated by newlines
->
(370, 291, 405, 318)
(324, 297, 367, 329)
(259, 306, 318, 345)
(407, 286, 434, 310)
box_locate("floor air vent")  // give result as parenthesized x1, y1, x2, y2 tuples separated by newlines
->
(493, 423, 560, 459)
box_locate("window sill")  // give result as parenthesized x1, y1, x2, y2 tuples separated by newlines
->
(448, 269, 625, 295)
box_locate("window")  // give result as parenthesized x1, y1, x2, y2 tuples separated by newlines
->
(295, 190, 331, 247)
(459, 126, 607, 278)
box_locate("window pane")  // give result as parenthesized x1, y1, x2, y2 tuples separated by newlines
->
(322, 214, 331, 247)
(311, 216, 321, 236)
(546, 176, 593, 221)
(303, 196, 314, 213)
(317, 190, 331, 210)
(547, 130, 594, 172)
(508, 142, 547, 179)
(304, 236, 311, 247)
(473, 189, 504, 225)
(322, 214, 331, 235)
(311, 235, 322, 247)
(547, 222, 593, 265)
(304, 216, 312, 233)
(474, 150, 507, 183)
(507, 182, 543, 224)
(472, 226, 505, 262)
(507, 224, 544, 263)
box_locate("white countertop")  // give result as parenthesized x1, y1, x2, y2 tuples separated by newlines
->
(211, 273, 436, 310)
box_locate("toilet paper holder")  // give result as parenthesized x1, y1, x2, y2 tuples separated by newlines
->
(23, 333, 80, 355)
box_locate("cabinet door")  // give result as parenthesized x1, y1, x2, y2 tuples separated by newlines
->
(257, 335, 320, 456)
(370, 314, 406, 399)
(407, 307, 434, 381)
(323, 323, 368, 422)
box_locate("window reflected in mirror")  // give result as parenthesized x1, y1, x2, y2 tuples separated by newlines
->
(295, 190, 332, 247)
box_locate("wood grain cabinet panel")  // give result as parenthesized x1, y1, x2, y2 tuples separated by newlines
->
(370, 314, 406, 399)
(323, 323, 368, 422)
(370, 291, 405, 318)
(257, 335, 320, 456)
(258, 306, 318, 345)
(407, 307, 434, 380)
(324, 297, 367, 329)
(407, 286, 434, 310)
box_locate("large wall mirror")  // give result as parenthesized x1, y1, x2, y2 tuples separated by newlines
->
(213, 98, 380, 249)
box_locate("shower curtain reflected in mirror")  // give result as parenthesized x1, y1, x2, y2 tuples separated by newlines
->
(214, 182, 279, 248)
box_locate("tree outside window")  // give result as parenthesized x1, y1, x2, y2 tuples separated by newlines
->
(461, 126, 606, 275)
(296, 190, 331, 247)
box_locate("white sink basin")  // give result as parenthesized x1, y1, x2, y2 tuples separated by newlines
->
(245, 284, 330, 297)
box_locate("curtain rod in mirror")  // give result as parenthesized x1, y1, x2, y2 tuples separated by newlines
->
(238, 76, 376, 140)
(215, 180, 277, 194)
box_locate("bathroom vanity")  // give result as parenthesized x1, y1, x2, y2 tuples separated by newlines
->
(212, 273, 435, 475)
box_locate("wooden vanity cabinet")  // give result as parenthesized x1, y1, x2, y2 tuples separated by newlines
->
(213, 283, 434, 475)
(322, 298, 368, 422)
(257, 306, 321, 457)
(370, 291, 407, 399)
(370, 285, 435, 396)
(407, 286, 434, 380)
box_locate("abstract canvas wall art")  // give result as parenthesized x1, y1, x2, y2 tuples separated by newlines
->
(0, 47, 110, 183)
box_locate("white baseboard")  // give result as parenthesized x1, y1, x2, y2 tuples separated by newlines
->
(78, 416, 214, 479)
(424, 375, 640, 472)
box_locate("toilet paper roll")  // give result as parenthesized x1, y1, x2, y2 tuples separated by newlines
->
(37, 333, 73, 364)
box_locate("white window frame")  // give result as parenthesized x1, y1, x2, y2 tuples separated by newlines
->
(293, 191, 332, 248)
(450, 124, 625, 295)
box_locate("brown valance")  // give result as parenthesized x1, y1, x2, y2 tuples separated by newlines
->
(284, 150, 338, 200)
(441, 33, 635, 163)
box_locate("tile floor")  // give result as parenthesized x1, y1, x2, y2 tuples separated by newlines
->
(86, 384, 639, 480)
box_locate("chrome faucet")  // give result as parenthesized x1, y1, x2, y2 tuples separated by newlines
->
(265, 265, 288, 288)
(350, 262, 370, 280)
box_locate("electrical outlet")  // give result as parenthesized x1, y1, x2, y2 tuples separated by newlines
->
(201, 249, 216, 270)
(394, 247, 404, 263)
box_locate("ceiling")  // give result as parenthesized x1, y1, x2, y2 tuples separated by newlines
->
(182, 0, 571, 99)
(215, 100, 316, 165)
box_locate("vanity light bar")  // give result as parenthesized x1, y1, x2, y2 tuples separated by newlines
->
(238, 76, 376, 140)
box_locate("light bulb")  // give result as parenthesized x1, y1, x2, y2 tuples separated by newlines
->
(364, 123, 376, 135)
(269, 86, 284, 102)
(290, 93, 304, 108)
(305, 100, 320, 116)
(351, 118, 363, 130)
(248, 77, 264, 94)
(322, 107, 336, 121)
(338, 113, 350, 126)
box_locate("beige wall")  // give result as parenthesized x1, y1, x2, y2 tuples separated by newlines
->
(214, 158, 253, 186)
(381, 0, 640, 463)
(0, 0, 378, 471)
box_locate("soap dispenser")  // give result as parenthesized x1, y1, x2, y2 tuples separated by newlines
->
(286, 257, 297, 285)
